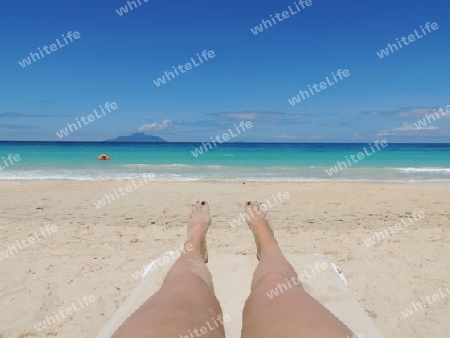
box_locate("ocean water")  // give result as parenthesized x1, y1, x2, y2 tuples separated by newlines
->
(0, 142, 449, 182)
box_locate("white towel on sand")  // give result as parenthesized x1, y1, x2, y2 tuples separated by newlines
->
(97, 254, 384, 338)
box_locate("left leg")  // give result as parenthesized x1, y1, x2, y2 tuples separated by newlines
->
(113, 201, 225, 338)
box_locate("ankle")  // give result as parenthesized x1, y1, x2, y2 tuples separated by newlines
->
(258, 244, 281, 261)
(253, 228, 276, 244)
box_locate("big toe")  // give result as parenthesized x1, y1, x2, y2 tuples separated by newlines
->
(246, 201, 263, 215)
(190, 200, 210, 218)
(245, 201, 255, 213)
(200, 200, 209, 213)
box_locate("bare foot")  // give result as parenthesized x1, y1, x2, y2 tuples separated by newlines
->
(245, 201, 278, 260)
(187, 201, 211, 263)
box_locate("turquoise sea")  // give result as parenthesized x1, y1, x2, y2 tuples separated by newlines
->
(0, 142, 449, 182)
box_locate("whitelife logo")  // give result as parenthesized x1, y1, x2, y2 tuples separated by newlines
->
(228, 192, 290, 228)
(376, 22, 439, 59)
(266, 261, 328, 299)
(250, 0, 313, 35)
(115, 0, 149, 16)
(414, 105, 450, 130)
(33, 295, 96, 332)
(0, 224, 58, 261)
(190, 121, 253, 158)
(94, 174, 155, 209)
(153, 50, 216, 87)
(18, 31, 81, 68)
(288, 69, 350, 106)
(363, 211, 425, 247)
(400, 285, 450, 318)
(325, 140, 388, 177)
(56, 102, 119, 139)
(0, 153, 21, 171)
(179, 314, 231, 338)
(131, 244, 194, 280)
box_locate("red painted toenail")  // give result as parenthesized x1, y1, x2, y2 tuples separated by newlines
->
(201, 201, 205, 205)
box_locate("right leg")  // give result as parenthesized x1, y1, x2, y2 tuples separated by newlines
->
(241, 201, 354, 338)
(113, 201, 225, 338)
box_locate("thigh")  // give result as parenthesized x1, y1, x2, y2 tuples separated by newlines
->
(113, 274, 226, 338)
(241, 272, 353, 338)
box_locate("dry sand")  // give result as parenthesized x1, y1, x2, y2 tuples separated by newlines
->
(0, 181, 449, 338)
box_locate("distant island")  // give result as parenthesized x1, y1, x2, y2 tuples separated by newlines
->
(103, 133, 167, 143)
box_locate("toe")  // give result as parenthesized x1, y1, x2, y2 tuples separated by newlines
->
(189, 204, 195, 215)
(201, 200, 209, 213)
(194, 201, 202, 213)
(253, 201, 260, 213)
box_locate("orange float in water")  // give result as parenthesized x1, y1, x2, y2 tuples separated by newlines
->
(98, 154, 110, 160)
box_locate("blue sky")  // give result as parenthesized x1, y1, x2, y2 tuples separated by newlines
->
(1, 0, 449, 142)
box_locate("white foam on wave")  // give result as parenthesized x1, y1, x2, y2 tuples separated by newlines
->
(122, 164, 191, 168)
(204, 165, 225, 169)
(2, 174, 450, 183)
(2, 165, 450, 182)
(395, 167, 450, 173)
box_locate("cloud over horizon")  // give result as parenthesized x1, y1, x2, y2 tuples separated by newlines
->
(361, 107, 450, 120)
(138, 119, 173, 132)
(378, 122, 441, 137)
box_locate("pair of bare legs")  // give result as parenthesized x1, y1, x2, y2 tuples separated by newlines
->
(113, 201, 354, 338)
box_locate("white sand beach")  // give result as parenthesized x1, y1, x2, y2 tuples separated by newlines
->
(0, 181, 449, 337)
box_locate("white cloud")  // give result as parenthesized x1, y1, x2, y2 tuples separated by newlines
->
(396, 108, 434, 119)
(138, 119, 173, 132)
(223, 113, 261, 120)
(378, 122, 439, 136)
(362, 107, 450, 119)
(211, 111, 305, 125)
(396, 107, 450, 119)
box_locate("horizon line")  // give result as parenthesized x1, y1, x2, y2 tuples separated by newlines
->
(1, 141, 450, 144)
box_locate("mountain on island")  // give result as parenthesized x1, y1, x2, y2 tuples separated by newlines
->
(103, 133, 167, 143)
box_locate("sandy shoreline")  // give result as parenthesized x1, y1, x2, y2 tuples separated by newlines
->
(0, 181, 449, 337)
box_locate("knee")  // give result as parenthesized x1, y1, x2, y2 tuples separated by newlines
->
(166, 272, 212, 290)
(254, 271, 294, 290)
(244, 271, 303, 314)
(165, 265, 214, 289)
